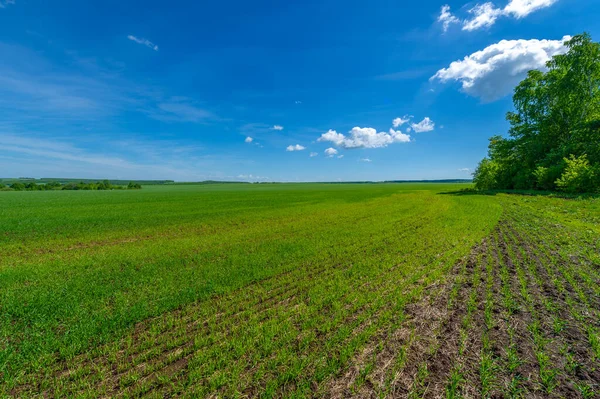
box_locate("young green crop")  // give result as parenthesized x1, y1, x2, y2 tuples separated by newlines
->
(2, 183, 599, 397)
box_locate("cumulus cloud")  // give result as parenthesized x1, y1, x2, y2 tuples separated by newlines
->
(318, 127, 411, 149)
(309, 152, 318, 157)
(438, 0, 559, 32)
(431, 36, 570, 101)
(245, 136, 253, 143)
(127, 35, 159, 51)
(272, 125, 284, 131)
(411, 117, 435, 133)
(286, 144, 306, 152)
(392, 116, 411, 128)
(324, 148, 338, 157)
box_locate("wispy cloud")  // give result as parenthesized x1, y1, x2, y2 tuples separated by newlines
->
(151, 99, 215, 123)
(271, 125, 284, 131)
(437, 0, 559, 32)
(0, 0, 15, 9)
(127, 35, 159, 51)
(438, 5, 460, 32)
(376, 69, 431, 81)
(0, 132, 240, 181)
(309, 152, 318, 157)
(236, 174, 270, 182)
(0, 133, 136, 169)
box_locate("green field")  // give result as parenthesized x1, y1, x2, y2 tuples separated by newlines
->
(1, 184, 599, 398)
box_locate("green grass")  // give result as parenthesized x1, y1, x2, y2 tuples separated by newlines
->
(1, 183, 599, 397)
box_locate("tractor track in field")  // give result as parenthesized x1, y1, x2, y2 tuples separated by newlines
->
(7, 199, 600, 399)
(323, 238, 488, 399)
(322, 210, 600, 399)
(12, 213, 460, 398)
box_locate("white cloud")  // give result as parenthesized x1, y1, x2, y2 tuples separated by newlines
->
(245, 136, 253, 143)
(438, 5, 460, 32)
(462, 3, 502, 31)
(318, 127, 411, 149)
(309, 152, 318, 157)
(504, 0, 558, 18)
(325, 147, 338, 157)
(431, 36, 570, 101)
(411, 117, 435, 133)
(237, 174, 270, 182)
(360, 158, 372, 163)
(337, 155, 344, 159)
(439, 0, 559, 32)
(127, 35, 159, 51)
(392, 116, 411, 128)
(272, 125, 284, 131)
(458, 168, 471, 172)
(286, 144, 306, 152)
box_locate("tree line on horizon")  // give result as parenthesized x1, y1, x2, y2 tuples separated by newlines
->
(0, 180, 142, 191)
(473, 33, 600, 194)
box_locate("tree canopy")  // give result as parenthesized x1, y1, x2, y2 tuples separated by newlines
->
(1, 181, 143, 191)
(474, 33, 600, 193)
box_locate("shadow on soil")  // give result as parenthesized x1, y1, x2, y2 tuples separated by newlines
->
(438, 188, 599, 199)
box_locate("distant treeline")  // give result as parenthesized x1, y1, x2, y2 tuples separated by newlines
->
(0, 178, 173, 185)
(474, 34, 600, 193)
(0, 180, 142, 191)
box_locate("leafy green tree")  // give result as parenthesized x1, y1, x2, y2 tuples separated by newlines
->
(473, 158, 499, 190)
(555, 155, 597, 193)
(10, 182, 25, 191)
(127, 182, 142, 189)
(474, 33, 600, 193)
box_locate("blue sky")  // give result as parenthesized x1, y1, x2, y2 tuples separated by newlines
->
(0, 0, 598, 182)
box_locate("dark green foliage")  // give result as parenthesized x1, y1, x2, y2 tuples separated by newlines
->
(0, 180, 141, 191)
(474, 34, 600, 193)
(10, 182, 26, 191)
(127, 182, 142, 189)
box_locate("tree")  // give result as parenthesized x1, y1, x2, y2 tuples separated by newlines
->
(10, 182, 25, 191)
(555, 155, 597, 193)
(473, 33, 600, 193)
